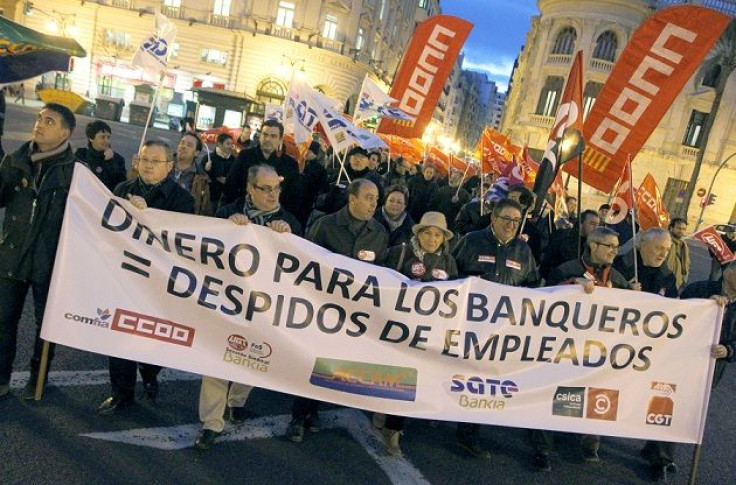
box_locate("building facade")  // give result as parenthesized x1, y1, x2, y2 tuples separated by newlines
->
(456, 70, 501, 151)
(501, 0, 736, 226)
(4, 0, 428, 129)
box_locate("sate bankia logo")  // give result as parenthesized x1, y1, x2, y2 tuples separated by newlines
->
(110, 309, 195, 347)
(223, 334, 273, 373)
(64, 308, 112, 328)
(449, 374, 519, 410)
(646, 381, 676, 427)
(552, 386, 620, 421)
(309, 358, 417, 401)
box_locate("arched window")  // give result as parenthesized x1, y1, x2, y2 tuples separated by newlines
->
(536, 76, 565, 116)
(583, 81, 604, 119)
(551, 27, 576, 55)
(702, 64, 722, 88)
(593, 31, 617, 62)
(256, 77, 287, 104)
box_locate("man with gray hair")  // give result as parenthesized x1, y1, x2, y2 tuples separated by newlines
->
(614, 227, 678, 481)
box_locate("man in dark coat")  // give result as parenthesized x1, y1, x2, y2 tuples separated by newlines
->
(540, 209, 600, 279)
(288, 178, 388, 443)
(74, 120, 127, 192)
(451, 199, 539, 458)
(315, 146, 384, 215)
(406, 162, 438, 221)
(614, 228, 680, 482)
(205, 132, 236, 211)
(96, 140, 194, 414)
(291, 140, 329, 228)
(429, 169, 470, 233)
(0, 104, 81, 399)
(223, 119, 299, 217)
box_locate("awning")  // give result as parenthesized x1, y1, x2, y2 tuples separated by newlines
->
(0, 16, 86, 83)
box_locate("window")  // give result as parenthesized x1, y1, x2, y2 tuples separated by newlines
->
(256, 77, 288, 103)
(682, 110, 709, 147)
(418, 0, 428, 8)
(171, 42, 180, 58)
(323, 14, 338, 40)
(201, 48, 228, 66)
(536, 76, 564, 117)
(583, 81, 603, 119)
(593, 30, 617, 62)
(103, 30, 131, 48)
(551, 27, 576, 55)
(379, 0, 386, 21)
(702, 64, 722, 88)
(213, 0, 231, 16)
(276, 1, 295, 28)
(163, 0, 181, 7)
(356, 27, 364, 50)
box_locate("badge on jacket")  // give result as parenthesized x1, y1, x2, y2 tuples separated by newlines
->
(358, 250, 376, 262)
(432, 268, 449, 280)
(411, 262, 426, 276)
(506, 260, 522, 270)
(478, 255, 495, 263)
(21, 178, 28, 188)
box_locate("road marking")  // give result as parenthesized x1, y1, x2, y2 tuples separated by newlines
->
(82, 408, 429, 485)
(9, 368, 200, 389)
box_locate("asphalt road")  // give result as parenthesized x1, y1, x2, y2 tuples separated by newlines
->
(1, 103, 734, 484)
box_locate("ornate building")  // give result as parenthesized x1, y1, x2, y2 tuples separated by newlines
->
(3, 0, 435, 129)
(501, 0, 736, 225)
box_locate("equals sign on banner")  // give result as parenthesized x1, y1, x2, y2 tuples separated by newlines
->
(121, 250, 152, 278)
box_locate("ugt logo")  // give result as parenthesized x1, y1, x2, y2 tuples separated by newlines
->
(142, 35, 168, 57)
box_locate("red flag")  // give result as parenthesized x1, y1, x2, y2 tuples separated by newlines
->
(474, 127, 521, 175)
(378, 16, 473, 138)
(693, 226, 736, 264)
(605, 161, 635, 225)
(635, 173, 670, 230)
(532, 50, 584, 213)
(575, 6, 730, 192)
(518, 146, 539, 185)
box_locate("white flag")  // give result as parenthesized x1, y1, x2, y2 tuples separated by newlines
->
(354, 75, 414, 122)
(132, 13, 177, 76)
(283, 78, 320, 144)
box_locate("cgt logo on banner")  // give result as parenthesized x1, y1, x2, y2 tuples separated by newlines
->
(41, 166, 724, 444)
(646, 381, 676, 427)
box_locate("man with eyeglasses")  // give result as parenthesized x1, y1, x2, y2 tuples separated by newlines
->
(529, 226, 629, 471)
(194, 164, 300, 450)
(287, 178, 388, 443)
(451, 199, 540, 458)
(613, 227, 679, 482)
(97, 140, 195, 415)
(0, 103, 82, 400)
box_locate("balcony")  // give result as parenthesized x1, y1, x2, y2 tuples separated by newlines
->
(590, 58, 614, 73)
(271, 25, 296, 40)
(161, 6, 187, 20)
(111, 0, 133, 8)
(530, 114, 554, 127)
(209, 14, 234, 28)
(680, 145, 700, 159)
(318, 37, 344, 54)
(547, 54, 571, 65)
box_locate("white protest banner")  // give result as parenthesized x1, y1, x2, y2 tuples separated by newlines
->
(43, 166, 722, 444)
(354, 75, 414, 123)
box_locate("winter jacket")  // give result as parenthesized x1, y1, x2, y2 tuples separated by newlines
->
(385, 242, 458, 282)
(216, 197, 303, 236)
(452, 227, 540, 287)
(374, 209, 415, 248)
(74, 145, 126, 193)
(406, 175, 438, 221)
(430, 185, 470, 233)
(113, 177, 195, 215)
(307, 205, 389, 264)
(546, 255, 629, 289)
(0, 141, 79, 283)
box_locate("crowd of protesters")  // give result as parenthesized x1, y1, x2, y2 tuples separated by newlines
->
(1, 105, 735, 483)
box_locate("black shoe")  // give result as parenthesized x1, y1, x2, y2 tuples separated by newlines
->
(287, 420, 305, 443)
(651, 463, 677, 483)
(533, 452, 551, 472)
(194, 429, 221, 450)
(582, 448, 600, 463)
(142, 380, 159, 403)
(97, 395, 134, 416)
(227, 406, 252, 424)
(457, 436, 491, 459)
(304, 413, 321, 433)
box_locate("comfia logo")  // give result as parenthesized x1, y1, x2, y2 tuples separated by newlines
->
(64, 308, 112, 328)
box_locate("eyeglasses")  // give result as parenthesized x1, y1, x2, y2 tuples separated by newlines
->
(139, 158, 169, 166)
(496, 215, 522, 226)
(593, 241, 619, 250)
(253, 184, 282, 194)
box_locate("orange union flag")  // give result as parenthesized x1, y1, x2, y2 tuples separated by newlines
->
(474, 127, 521, 174)
(573, 6, 730, 192)
(635, 173, 670, 230)
(378, 15, 472, 138)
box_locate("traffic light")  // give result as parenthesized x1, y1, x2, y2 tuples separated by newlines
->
(709, 193, 717, 205)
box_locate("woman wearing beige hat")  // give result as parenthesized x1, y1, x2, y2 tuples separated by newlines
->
(375, 212, 459, 457)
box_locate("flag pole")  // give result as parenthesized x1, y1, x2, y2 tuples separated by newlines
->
(138, 71, 166, 154)
(577, 152, 583, 259)
(628, 154, 639, 283)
